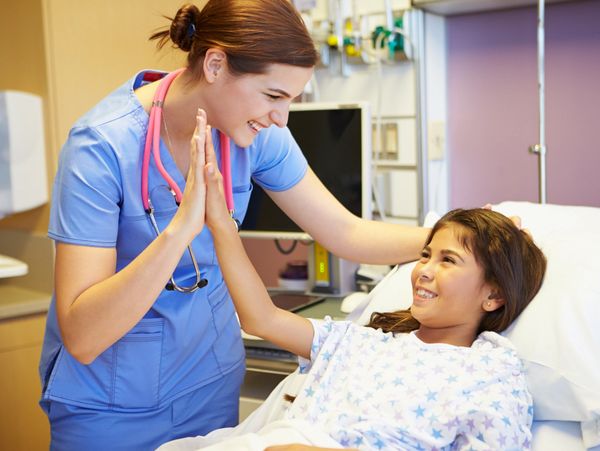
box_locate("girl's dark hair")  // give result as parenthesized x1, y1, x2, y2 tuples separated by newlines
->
(367, 208, 547, 335)
(150, 0, 318, 78)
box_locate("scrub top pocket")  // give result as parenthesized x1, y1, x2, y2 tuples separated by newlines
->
(112, 318, 164, 409)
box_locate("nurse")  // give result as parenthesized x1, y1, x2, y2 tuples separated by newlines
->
(39, 0, 428, 449)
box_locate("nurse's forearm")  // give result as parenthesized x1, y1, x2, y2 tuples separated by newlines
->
(314, 218, 430, 265)
(57, 221, 197, 365)
(273, 170, 429, 265)
(347, 221, 430, 265)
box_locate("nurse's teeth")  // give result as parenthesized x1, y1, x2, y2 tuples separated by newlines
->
(248, 121, 262, 132)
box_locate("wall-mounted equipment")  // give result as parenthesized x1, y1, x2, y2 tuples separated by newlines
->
(306, 0, 414, 77)
(0, 90, 48, 218)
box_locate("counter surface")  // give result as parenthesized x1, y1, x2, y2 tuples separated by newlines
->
(0, 284, 51, 320)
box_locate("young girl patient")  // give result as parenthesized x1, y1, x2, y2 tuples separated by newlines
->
(197, 130, 546, 450)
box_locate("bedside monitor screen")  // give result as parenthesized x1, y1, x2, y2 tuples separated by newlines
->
(240, 102, 371, 240)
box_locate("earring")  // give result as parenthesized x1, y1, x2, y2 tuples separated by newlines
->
(486, 301, 492, 307)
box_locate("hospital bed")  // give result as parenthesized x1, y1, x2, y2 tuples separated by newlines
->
(160, 201, 600, 450)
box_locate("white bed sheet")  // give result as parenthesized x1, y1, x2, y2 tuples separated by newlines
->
(532, 420, 599, 451)
(159, 369, 599, 450)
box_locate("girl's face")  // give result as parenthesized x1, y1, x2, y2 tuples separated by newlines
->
(207, 63, 314, 148)
(410, 224, 494, 346)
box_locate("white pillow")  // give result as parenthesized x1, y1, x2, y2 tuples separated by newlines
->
(350, 202, 600, 447)
(494, 202, 600, 448)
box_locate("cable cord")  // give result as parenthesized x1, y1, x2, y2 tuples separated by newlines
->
(274, 239, 298, 255)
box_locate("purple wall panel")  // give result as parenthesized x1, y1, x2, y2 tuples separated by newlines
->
(447, 0, 600, 208)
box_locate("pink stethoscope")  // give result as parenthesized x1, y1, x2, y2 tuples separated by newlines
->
(141, 68, 236, 293)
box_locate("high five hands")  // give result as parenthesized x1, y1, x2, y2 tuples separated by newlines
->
(186, 108, 235, 235)
(170, 109, 209, 240)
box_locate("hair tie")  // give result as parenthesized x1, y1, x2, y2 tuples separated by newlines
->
(187, 23, 196, 39)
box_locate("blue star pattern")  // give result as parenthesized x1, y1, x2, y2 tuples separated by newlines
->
(287, 319, 533, 450)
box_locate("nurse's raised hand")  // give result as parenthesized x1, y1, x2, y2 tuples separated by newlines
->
(171, 109, 208, 240)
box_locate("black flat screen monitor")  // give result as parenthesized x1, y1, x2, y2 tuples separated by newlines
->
(240, 102, 371, 240)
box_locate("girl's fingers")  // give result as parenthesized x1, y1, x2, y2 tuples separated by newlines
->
(205, 162, 230, 226)
(205, 162, 224, 194)
(205, 124, 218, 167)
(196, 113, 206, 168)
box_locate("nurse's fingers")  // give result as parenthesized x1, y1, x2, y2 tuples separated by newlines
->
(510, 215, 522, 229)
(482, 203, 523, 230)
(191, 109, 207, 183)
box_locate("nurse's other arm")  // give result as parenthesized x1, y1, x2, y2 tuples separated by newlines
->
(55, 111, 211, 364)
(268, 168, 429, 264)
(204, 136, 313, 360)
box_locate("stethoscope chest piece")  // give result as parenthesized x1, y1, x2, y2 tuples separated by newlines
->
(166, 278, 208, 292)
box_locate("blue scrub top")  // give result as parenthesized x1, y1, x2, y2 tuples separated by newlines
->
(40, 70, 308, 412)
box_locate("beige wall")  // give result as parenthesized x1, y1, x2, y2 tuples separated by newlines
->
(42, 0, 186, 159)
(0, 0, 286, 286)
(0, 0, 186, 234)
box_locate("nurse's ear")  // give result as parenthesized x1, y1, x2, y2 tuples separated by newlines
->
(203, 48, 227, 83)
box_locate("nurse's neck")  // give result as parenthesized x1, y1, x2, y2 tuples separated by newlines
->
(162, 71, 209, 140)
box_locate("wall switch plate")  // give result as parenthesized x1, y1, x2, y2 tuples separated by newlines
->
(428, 120, 445, 160)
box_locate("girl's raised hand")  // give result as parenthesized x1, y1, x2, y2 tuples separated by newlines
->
(171, 109, 208, 239)
(203, 127, 235, 233)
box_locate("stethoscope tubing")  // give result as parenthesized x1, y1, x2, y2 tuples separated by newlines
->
(142, 68, 185, 211)
(140, 68, 235, 292)
(220, 131, 234, 216)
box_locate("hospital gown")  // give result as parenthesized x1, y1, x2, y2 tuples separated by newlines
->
(286, 318, 533, 451)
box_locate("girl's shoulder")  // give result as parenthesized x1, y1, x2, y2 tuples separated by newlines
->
(472, 331, 523, 368)
(475, 331, 518, 351)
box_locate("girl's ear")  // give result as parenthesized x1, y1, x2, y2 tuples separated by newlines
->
(203, 48, 227, 83)
(483, 290, 505, 312)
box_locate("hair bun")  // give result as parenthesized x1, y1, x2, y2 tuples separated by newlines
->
(170, 3, 201, 52)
